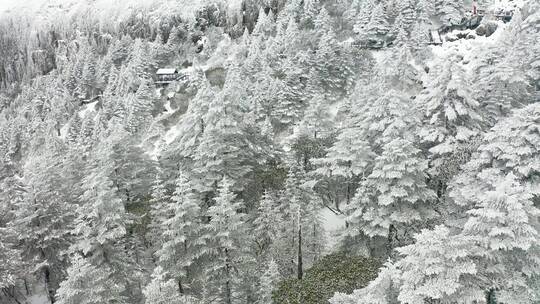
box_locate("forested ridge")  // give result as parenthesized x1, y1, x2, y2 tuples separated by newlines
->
(0, 0, 539, 303)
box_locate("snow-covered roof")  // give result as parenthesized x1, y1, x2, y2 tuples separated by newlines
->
(156, 68, 178, 75)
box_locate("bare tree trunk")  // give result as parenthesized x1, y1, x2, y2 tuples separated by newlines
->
(297, 224, 303, 280)
(225, 248, 232, 304)
(24, 278, 30, 295)
(43, 267, 55, 304)
(386, 224, 398, 258)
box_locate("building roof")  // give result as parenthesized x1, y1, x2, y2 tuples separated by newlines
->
(156, 68, 178, 75)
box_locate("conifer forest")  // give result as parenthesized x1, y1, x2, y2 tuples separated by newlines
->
(0, 0, 539, 303)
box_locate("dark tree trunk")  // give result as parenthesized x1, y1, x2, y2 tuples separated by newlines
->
(297, 224, 303, 280)
(178, 279, 184, 294)
(225, 248, 232, 304)
(43, 267, 55, 304)
(386, 224, 398, 258)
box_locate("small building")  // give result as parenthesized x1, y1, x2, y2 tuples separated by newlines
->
(495, 9, 514, 22)
(156, 68, 180, 84)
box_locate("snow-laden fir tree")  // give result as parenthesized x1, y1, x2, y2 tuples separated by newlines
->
(416, 58, 483, 187)
(256, 260, 281, 304)
(462, 173, 540, 303)
(153, 171, 205, 295)
(202, 177, 251, 304)
(0, 226, 21, 289)
(253, 190, 284, 259)
(147, 170, 170, 251)
(365, 3, 391, 47)
(353, 0, 375, 43)
(339, 103, 540, 304)
(144, 266, 200, 304)
(193, 67, 271, 193)
(396, 0, 416, 31)
(56, 254, 126, 304)
(12, 147, 75, 303)
(436, 0, 465, 26)
(60, 138, 137, 303)
(302, 0, 321, 29)
(347, 138, 437, 253)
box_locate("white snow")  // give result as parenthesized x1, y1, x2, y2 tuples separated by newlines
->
(78, 100, 99, 119)
(320, 208, 347, 251)
(27, 293, 50, 304)
(157, 68, 178, 75)
(163, 123, 183, 145)
(59, 121, 70, 139)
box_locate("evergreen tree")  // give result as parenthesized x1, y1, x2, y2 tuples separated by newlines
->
(365, 4, 391, 47)
(155, 172, 204, 295)
(302, 0, 320, 29)
(416, 59, 484, 178)
(144, 266, 200, 304)
(12, 148, 75, 302)
(0, 226, 20, 289)
(437, 0, 465, 26)
(462, 173, 540, 303)
(66, 139, 136, 302)
(396, 0, 416, 31)
(203, 177, 251, 304)
(257, 260, 281, 304)
(253, 190, 283, 259)
(353, 0, 375, 43)
(348, 138, 437, 251)
(56, 254, 126, 304)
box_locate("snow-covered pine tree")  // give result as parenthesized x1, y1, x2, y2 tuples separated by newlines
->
(353, 0, 375, 44)
(396, 0, 416, 31)
(253, 190, 284, 259)
(301, 0, 321, 29)
(65, 138, 136, 302)
(193, 67, 270, 193)
(314, 6, 331, 35)
(147, 169, 171, 251)
(410, 21, 431, 57)
(365, 3, 391, 47)
(312, 112, 375, 214)
(256, 260, 281, 304)
(395, 225, 482, 303)
(347, 103, 540, 304)
(56, 254, 126, 304)
(462, 173, 540, 303)
(202, 177, 251, 304)
(154, 172, 204, 295)
(0, 226, 21, 289)
(294, 94, 333, 140)
(126, 79, 155, 135)
(12, 148, 75, 302)
(437, 0, 465, 27)
(416, 58, 484, 187)
(144, 266, 200, 304)
(348, 138, 437, 253)
(308, 24, 355, 102)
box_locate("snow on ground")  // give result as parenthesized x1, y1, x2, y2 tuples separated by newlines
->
(163, 123, 183, 145)
(27, 293, 49, 304)
(78, 99, 99, 118)
(59, 121, 70, 140)
(320, 208, 347, 251)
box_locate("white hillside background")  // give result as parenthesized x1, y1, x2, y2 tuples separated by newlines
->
(0, 0, 538, 302)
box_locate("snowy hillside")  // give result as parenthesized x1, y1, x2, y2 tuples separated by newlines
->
(0, 0, 539, 304)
